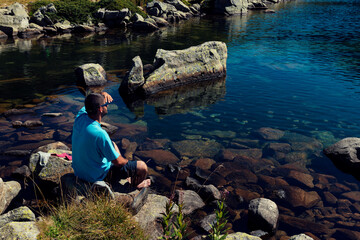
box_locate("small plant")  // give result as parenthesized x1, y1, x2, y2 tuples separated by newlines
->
(208, 190, 230, 240)
(160, 193, 188, 240)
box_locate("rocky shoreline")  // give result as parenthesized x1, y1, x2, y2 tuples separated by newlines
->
(0, 88, 360, 239)
(0, 0, 282, 40)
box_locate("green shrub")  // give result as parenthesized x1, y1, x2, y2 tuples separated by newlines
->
(97, 0, 146, 18)
(28, 0, 53, 15)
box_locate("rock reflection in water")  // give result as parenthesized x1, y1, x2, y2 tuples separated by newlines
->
(120, 77, 226, 117)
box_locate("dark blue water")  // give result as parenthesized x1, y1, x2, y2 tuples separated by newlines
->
(1, 1, 360, 167)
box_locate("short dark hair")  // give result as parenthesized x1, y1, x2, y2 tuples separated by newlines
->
(85, 93, 104, 115)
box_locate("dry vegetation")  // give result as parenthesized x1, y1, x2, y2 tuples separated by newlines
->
(0, 0, 53, 8)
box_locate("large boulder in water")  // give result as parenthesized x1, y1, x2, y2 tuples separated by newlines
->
(121, 41, 227, 95)
(323, 137, 360, 175)
(248, 198, 279, 234)
(75, 63, 107, 86)
(214, 0, 248, 15)
(0, 3, 29, 36)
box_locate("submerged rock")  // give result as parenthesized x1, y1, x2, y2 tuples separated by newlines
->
(171, 139, 223, 158)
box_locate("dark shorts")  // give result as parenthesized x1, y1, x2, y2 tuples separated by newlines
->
(105, 160, 137, 182)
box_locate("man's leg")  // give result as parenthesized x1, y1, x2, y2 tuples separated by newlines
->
(111, 141, 151, 189)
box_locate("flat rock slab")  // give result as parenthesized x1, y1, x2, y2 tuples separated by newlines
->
(0, 221, 40, 240)
(171, 139, 223, 158)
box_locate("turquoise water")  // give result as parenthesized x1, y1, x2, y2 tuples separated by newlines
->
(1, 0, 360, 237)
(0, 0, 359, 165)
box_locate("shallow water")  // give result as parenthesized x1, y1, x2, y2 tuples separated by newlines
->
(1, 0, 360, 238)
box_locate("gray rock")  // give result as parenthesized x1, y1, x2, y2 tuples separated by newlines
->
(148, 7, 161, 17)
(200, 213, 216, 232)
(214, 0, 248, 15)
(34, 142, 70, 153)
(176, 190, 205, 215)
(145, 17, 157, 26)
(131, 13, 144, 22)
(73, 25, 95, 33)
(323, 137, 360, 172)
(147, 0, 177, 16)
(151, 16, 169, 27)
(28, 23, 43, 30)
(0, 29, 7, 38)
(75, 63, 107, 86)
(199, 184, 221, 202)
(185, 176, 202, 190)
(43, 26, 57, 34)
(136, 41, 227, 95)
(248, 0, 267, 9)
(29, 152, 73, 184)
(288, 234, 314, 240)
(0, 178, 21, 214)
(193, 3, 201, 11)
(248, 198, 279, 233)
(8, 3, 28, 18)
(30, 9, 53, 27)
(165, 0, 191, 12)
(0, 206, 35, 228)
(122, 56, 145, 94)
(132, 20, 159, 31)
(225, 232, 262, 240)
(22, 120, 43, 128)
(134, 194, 178, 240)
(41, 112, 63, 117)
(0, 221, 40, 240)
(54, 22, 73, 33)
(12, 165, 31, 178)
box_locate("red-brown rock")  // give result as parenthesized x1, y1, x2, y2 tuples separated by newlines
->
(282, 186, 321, 208)
(286, 170, 314, 189)
(134, 149, 179, 165)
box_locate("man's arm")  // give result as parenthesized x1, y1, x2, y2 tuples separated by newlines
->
(112, 154, 128, 167)
(111, 141, 128, 167)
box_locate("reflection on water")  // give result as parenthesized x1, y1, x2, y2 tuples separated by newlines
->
(120, 78, 226, 117)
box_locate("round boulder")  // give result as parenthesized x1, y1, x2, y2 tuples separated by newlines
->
(75, 63, 107, 86)
(248, 198, 279, 233)
(324, 137, 360, 174)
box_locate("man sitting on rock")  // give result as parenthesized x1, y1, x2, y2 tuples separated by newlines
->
(72, 92, 151, 189)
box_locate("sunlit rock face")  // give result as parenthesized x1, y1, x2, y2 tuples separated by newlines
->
(120, 41, 227, 96)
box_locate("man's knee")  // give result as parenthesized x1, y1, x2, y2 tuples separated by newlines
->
(136, 160, 148, 174)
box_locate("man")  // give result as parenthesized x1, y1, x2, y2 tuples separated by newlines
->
(72, 92, 150, 189)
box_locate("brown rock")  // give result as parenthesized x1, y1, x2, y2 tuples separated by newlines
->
(111, 123, 147, 142)
(337, 199, 352, 215)
(274, 162, 309, 177)
(134, 149, 179, 165)
(18, 131, 54, 141)
(283, 151, 309, 165)
(235, 188, 260, 203)
(171, 140, 223, 158)
(279, 215, 331, 237)
(323, 191, 337, 206)
(256, 127, 284, 140)
(258, 175, 289, 188)
(225, 169, 258, 184)
(233, 155, 275, 173)
(232, 138, 260, 148)
(316, 173, 337, 185)
(194, 158, 215, 170)
(328, 183, 351, 194)
(286, 170, 314, 188)
(34, 141, 70, 152)
(332, 228, 360, 240)
(341, 191, 360, 202)
(282, 186, 321, 208)
(138, 138, 169, 151)
(265, 142, 291, 154)
(22, 120, 43, 128)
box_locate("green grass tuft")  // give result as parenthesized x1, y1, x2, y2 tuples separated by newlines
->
(37, 196, 148, 240)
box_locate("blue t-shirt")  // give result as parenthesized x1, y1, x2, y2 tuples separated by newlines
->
(72, 107, 120, 182)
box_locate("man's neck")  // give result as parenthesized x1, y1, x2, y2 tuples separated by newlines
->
(89, 114, 101, 123)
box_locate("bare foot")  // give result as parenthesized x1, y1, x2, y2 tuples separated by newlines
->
(137, 179, 151, 189)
